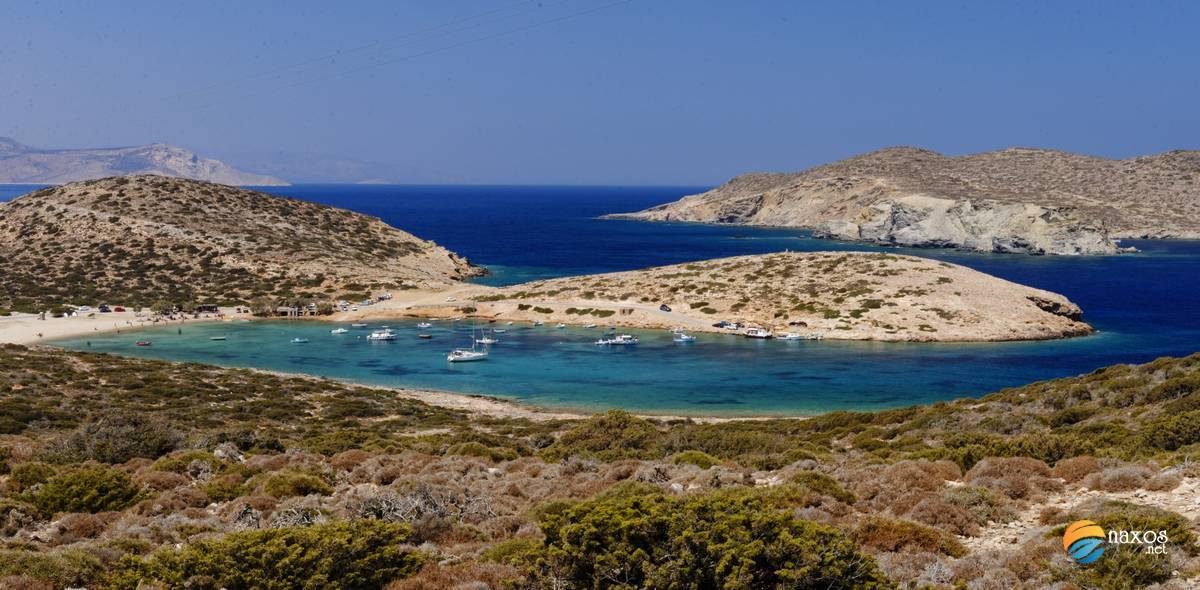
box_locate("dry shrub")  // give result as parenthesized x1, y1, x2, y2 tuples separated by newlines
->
(603, 459, 642, 481)
(0, 576, 54, 590)
(134, 470, 190, 492)
(942, 485, 1016, 526)
(846, 459, 961, 514)
(851, 516, 967, 557)
(384, 561, 523, 590)
(329, 449, 373, 472)
(52, 512, 107, 544)
(873, 551, 941, 585)
(1080, 464, 1154, 492)
(1038, 505, 1066, 525)
(1145, 472, 1183, 491)
(966, 568, 1021, 590)
(132, 488, 208, 516)
(905, 495, 978, 536)
(1050, 455, 1100, 483)
(964, 457, 1061, 500)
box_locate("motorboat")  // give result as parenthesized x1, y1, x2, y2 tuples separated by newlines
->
(209, 336, 227, 341)
(416, 322, 432, 329)
(351, 323, 368, 328)
(447, 348, 488, 362)
(418, 333, 433, 339)
(743, 327, 773, 339)
(493, 328, 507, 333)
(533, 320, 544, 326)
(291, 337, 309, 344)
(135, 341, 152, 347)
(555, 323, 566, 329)
(673, 333, 696, 343)
(330, 328, 349, 334)
(777, 332, 803, 341)
(596, 334, 639, 346)
(366, 329, 397, 341)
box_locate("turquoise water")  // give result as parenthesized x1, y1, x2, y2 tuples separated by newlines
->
(14, 183, 1197, 416)
(54, 319, 1131, 416)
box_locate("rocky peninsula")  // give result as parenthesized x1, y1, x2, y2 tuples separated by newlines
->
(354, 251, 1093, 342)
(608, 146, 1200, 255)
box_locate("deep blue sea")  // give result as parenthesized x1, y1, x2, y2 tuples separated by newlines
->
(4, 183, 1198, 416)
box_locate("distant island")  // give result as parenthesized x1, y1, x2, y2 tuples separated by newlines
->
(0, 137, 286, 185)
(0, 176, 479, 312)
(607, 146, 1200, 255)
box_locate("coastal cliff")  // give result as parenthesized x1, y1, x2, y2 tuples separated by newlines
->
(0, 176, 481, 311)
(608, 146, 1200, 255)
(373, 251, 1094, 342)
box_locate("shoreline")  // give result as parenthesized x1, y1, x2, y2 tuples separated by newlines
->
(0, 308, 244, 345)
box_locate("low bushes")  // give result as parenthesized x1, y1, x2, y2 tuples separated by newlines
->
(851, 516, 966, 557)
(531, 486, 893, 589)
(110, 521, 424, 589)
(260, 471, 333, 499)
(24, 465, 142, 515)
(541, 410, 663, 461)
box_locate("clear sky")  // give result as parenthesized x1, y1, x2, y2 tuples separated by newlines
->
(2, 0, 1197, 184)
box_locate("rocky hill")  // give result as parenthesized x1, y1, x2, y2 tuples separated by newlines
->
(0, 137, 286, 185)
(0, 176, 481, 311)
(608, 147, 1200, 254)
(437, 251, 1091, 341)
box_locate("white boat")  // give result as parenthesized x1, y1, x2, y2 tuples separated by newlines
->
(351, 323, 368, 328)
(366, 329, 397, 341)
(533, 320, 544, 326)
(291, 337, 309, 344)
(555, 323, 566, 329)
(807, 333, 824, 340)
(476, 328, 499, 345)
(777, 332, 803, 341)
(447, 348, 488, 362)
(744, 327, 773, 339)
(330, 328, 349, 334)
(596, 334, 639, 346)
(209, 336, 227, 341)
(493, 328, 507, 333)
(673, 333, 696, 342)
(669, 326, 686, 334)
(416, 322, 432, 329)
(506, 321, 514, 325)
(450, 322, 490, 362)
(584, 323, 597, 328)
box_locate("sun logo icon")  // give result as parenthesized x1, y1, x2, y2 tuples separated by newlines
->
(1064, 520, 1106, 564)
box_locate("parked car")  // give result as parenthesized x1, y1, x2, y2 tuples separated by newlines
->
(659, 304, 672, 312)
(113, 306, 126, 312)
(98, 304, 111, 313)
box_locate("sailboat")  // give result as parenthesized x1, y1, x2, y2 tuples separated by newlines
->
(416, 321, 432, 329)
(476, 328, 499, 345)
(448, 321, 489, 362)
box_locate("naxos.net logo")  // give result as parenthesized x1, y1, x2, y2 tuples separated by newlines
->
(1063, 520, 1106, 564)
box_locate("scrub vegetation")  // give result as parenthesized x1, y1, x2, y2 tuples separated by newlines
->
(1, 344, 1198, 588)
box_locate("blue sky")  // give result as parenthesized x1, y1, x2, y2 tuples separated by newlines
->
(2, 1, 1197, 184)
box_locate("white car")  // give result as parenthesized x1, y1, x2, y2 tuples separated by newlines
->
(445, 296, 457, 302)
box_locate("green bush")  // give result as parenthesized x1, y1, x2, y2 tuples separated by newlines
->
(261, 470, 333, 499)
(670, 450, 718, 469)
(541, 410, 663, 461)
(47, 412, 180, 464)
(25, 465, 142, 515)
(446, 441, 519, 462)
(0, 547, 108, 588)
(109, 520, 423, 589)
(7, 461, 56, 494)
(851, 516, 966, 557)
(789, 471, 856, 504)
(531, 487, 893, 589)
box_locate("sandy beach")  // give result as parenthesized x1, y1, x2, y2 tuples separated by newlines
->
(0, 308, 245, 345)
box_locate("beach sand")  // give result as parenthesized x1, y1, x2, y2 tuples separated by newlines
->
(0, 308, 246, 345)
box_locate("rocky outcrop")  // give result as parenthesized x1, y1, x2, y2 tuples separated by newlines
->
(608, 146, 1200, 254)
(811, 196, 1121, 255)
(0, 137, 287, 185)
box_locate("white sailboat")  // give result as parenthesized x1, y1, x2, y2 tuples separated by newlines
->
(449, 322, 489, 362)
(595, 334, 639, 345)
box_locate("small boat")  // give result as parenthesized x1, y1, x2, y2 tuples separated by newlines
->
(807, 333, 824, 340)
(744, 327, 773, 339)
(330, 328, 349, 334)
(673, 333, 696, 343)
(596, 334, 639, 346)
(555, 323, 566, 329)
(366, 329, 397, 341)
(476, 336, 498, 345)
(351, 323, 368, 328)
(209, 336, 227, 341)
(493, 328, 507, 333)
(135, 341, 152, 347)
(777, 332, 803, 341)
(447, 348, 488, 362)
(416, 322, 433, 329)
(418, 333, 433, 339)
(584, 323, 597, 328)
(533, 320, 544, 326)
(291, 338, 309, 344)
(669, 326, 686, 334)
(506, 321, 514, 325)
